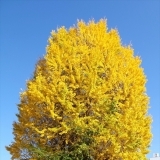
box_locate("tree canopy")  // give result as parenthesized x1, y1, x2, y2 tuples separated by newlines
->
(6, 19, 152, 160)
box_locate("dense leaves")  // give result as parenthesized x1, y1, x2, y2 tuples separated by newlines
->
(6, 19, 152, 160)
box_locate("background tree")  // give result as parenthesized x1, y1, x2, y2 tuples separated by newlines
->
(6, 19, 152, 160)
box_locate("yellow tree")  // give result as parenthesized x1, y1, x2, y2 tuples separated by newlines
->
(6, 19, 152, 160)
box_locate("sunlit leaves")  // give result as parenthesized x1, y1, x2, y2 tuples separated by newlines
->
(6, 19, 152, 160)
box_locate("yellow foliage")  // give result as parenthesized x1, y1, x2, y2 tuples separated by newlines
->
(6, 19, 152, 160)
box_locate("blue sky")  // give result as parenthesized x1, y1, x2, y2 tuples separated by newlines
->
(0, 0, 159, 159)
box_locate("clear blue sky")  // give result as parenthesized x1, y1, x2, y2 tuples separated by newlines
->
(0, 1, 159, 159)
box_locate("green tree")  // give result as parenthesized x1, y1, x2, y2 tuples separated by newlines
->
(6, 19, 152, 160)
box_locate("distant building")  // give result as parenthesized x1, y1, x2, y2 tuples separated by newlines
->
(150, 153, 160, 160)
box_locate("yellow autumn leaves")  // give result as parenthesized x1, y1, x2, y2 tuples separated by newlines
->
(6, 19, 152, 160)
